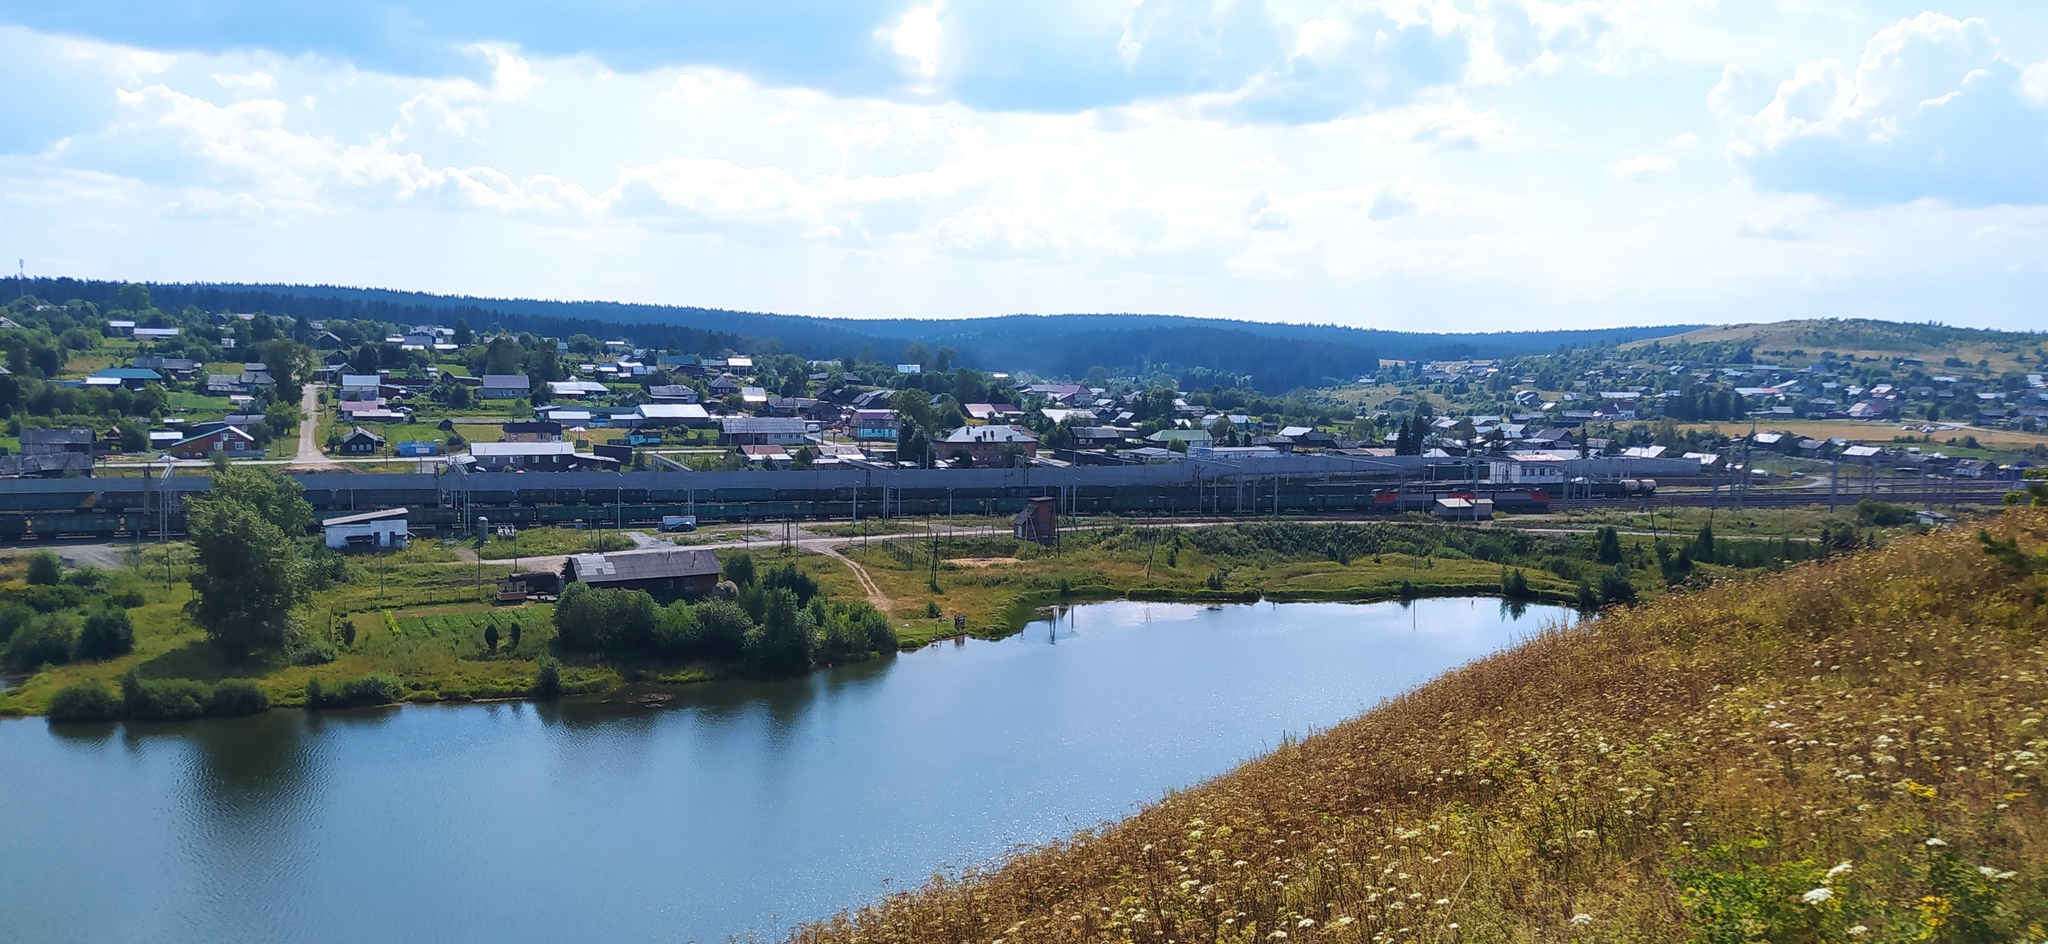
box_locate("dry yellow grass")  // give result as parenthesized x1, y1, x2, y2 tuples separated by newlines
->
(792, 511, 2048, 944)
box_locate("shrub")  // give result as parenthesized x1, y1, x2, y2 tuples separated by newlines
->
(1855, 498, 1914, 527)
(24, 551, 61, 586)
(925, 601, 942, 619)
(533, 658, 563, 700)
(331, 675, 401, 708)
(1598, 565, 1639, 607)
(74, 608, 136, 661)
(724, 552, 756, 587)
(63, 565, 103, 588)
(47, 680, 122, 723)
(289, 640, 336, 666)
(691, 599, 754, 662)
(206, 679, 270, 717)
(0, 601, 34, 645)
(106, 587, 146, 609)
(121, 672, 211, 721)
(4, 614, 76, 670)
(763, 563, 820, 606)
(3, 583, 88, 613)
(304, 678, 325, 710)
(553, 583, 660, 657)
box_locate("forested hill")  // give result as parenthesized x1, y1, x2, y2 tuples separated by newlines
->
(12, 278, 1699, 392)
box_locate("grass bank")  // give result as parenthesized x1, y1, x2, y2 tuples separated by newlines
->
(790, 510, 2048, 944)
(851, 520, 1776, 644)
(0, 515, 1901, 717)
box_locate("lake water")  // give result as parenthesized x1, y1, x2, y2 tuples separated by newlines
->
(0, 597, 1569, 944)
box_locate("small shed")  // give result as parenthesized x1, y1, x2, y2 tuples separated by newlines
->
(1431, 497, 1494, 520)
(1013, 496, 1059, 545)
(323, 507, 410, 550)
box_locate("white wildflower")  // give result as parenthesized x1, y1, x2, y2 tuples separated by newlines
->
(1574, 829, 1598, 840)
(1827, 861, 1854, 880)
(1926, 837, 1949, 847)
(1848, 925, 1869, 936)
(1299, 918, 1315, 928)
(1570, 914, 1593, 926)
(1801, 887, 1833, 905)
(1979, 866, 2000, 878)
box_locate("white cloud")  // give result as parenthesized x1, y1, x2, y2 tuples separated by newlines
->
(1608, 155, 1672, 182)
(4, 11, 2048, 331)
(1366, 182, 1419, 221)
(211, 71, 277, 91)
(1730, 14, 2048, 206)
(879, 4, 943, 80)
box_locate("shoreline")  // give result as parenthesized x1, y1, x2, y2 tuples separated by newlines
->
(10, 586, 1578, 721)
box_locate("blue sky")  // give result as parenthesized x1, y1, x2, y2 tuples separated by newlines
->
(2, 1, 2046, 330)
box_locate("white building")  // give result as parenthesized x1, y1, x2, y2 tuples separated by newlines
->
(469, 441, 578, 471)
(322, 508, 410, 550)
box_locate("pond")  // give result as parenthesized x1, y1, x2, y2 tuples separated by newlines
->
(0, 597, 1571, 944)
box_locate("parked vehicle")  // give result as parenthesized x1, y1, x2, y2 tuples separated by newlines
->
(659, 515, 698, 533)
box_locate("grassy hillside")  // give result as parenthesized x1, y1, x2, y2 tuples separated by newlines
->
(1632, 318, 2043, 370)
(793, 511, 2048, 944)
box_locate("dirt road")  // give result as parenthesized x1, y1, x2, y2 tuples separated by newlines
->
(291, 384, 337, 469)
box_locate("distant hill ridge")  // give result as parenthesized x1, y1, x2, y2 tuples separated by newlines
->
(1633, 318, 2044, 354)
(15, 277, 1703, 392)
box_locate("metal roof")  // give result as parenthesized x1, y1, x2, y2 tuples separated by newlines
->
(470, 441, 576, 456)
(568, 548, 722, 584)
(322, 507, 410, 527)
(720, 416, 806, 433)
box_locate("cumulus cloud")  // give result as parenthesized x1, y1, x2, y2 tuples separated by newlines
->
(878, 3, 943, 79)
(1729, 14, 2048, 206)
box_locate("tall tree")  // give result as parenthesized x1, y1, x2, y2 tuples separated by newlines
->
(483, 336, 524, 375)
(184, 469, 311, 656)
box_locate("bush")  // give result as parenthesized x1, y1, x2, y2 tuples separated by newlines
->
(330, 675, 402, 708)
(74, 608, 135, 661)
(289, 640, 336, 666)
(1598, 566, 1639, 607)
(533, 658, 563, 700)
(47, 680, 122, 723)
(63, 565, 103, 588)
(724, 552, 756, 587)
(1855, 499, 1914, 528)
(304, 678, 324, 710)
(4, 614, 76, 670)
(2, 583, 88, 613)
(553, 583, 660, 658)
(121, 672, 211, 721)
(207, 679, 270, 717)
(0, 601, 33, 645)
(24, 551, 61, 586)
(691, 598, 754, 662)
(762, 563, 819, 606)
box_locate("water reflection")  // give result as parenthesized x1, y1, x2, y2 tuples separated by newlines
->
(1, 597, 1570, 944)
